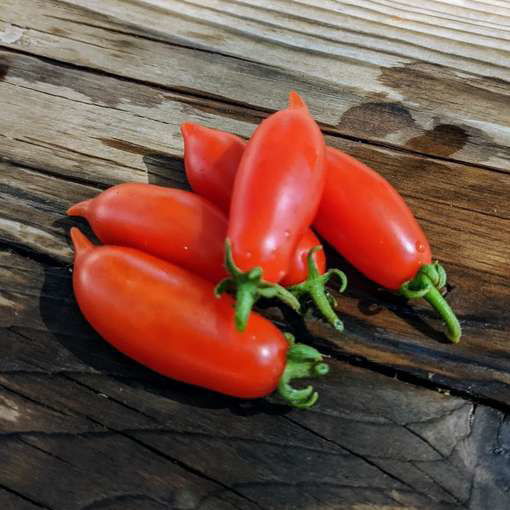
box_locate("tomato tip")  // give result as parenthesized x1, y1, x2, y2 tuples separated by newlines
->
(67, 199, 91, 217)
(288, 90, 307, 111)
(70, 227, 93, 255)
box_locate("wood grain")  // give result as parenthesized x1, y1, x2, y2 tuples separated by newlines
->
(1, 0, 510, 172)
(0, 245, 508, 508)
(1, 47, 509, 407)
(1, 0, 510, 507)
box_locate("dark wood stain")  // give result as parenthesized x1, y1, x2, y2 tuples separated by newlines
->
(407, 124, 468, 157)
(338, 101, 415, 138)
(3, 51, 122, 108)
(343, 62, 510, 166)
(378, 62, 510, 127)
(0, 56, 10, 81)
(143, 153, 190, 189)
(97, 137, 152, 155)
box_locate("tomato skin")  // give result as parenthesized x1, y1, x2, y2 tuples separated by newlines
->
(67, 183, 228, 283)
(71, 228, 288, 398)
(314, 148, 432, 290)
(227, 106, 326, 283)
(181, 123, 245, 214)
(181, 122, 326, 286)
(280, 229, 326, 286)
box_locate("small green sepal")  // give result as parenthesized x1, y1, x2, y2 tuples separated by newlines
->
(277, 333, 329, 409)
(215, 239, 301, 331)
(288, 246, 347, 331)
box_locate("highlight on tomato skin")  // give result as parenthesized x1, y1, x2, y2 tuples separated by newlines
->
(69, 228, 330, 407)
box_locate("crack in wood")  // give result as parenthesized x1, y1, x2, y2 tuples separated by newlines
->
(62, 374, 161, 425)
(0, 482, 54, 510)
(0, 155, 107, 191)
(0, 381, 74, 418)
(17, 436, 76, 468)
(44, 12, 270, 66)
(282, 415, 426, 498)
(409, 461, 466, 507)
(118, 433, 268, 510)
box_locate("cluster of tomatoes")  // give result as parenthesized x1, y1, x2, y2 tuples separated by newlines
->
(68, 92, 460, 409)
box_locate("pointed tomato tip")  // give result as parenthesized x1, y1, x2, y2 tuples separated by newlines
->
(180, 122, 197, 139)
(70, 227, 93, 256)
(288, 90, 307, 111)
(67, 199, 92, 217)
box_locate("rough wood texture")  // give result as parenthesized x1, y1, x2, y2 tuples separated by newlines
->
(0, 0, 509, 508)
(1, 50, 509, 408)
(2, 0, 510, 172)
(1, 243, 509, 508)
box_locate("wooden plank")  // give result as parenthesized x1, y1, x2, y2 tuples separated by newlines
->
(0, 338, 508, 508)
(0, 49, 254, 187)
(0, 153, 509, 409)
(0, 1, 509, 507)
(0, 48, 508, 401)
(1, 0, 510, 171)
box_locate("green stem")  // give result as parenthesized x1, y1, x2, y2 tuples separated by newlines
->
(277, 334, 330, 408)
(215, 239, 301, 331)
(235, 282, 258, 332)
(288, 246, 347, 331)
(400, 263, 461, 343)
(422, 281, 461, 344)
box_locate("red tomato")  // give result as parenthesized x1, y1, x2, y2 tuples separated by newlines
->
(228, 95, 326, 284)
(70, 228, 328, 405)
(315, 147, 431, 291)
(67, 183, 227, 282)
(281, 229, 325, 286)
(182, 122, 245, 214)
(315, 147, 460, 342)
(180, 118, 459, 341)
(181, 122, 326, 286)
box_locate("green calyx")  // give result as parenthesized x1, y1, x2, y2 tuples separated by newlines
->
(399, 262, 461, 343)
(278, 333, 329, 408)
(288, 246, 347, 331)
(215, 239, 301, 331)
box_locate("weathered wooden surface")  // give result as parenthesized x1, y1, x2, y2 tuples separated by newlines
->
(1, 242, 509, 509)
(1, 0, 510, 508)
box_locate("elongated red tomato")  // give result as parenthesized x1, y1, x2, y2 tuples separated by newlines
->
(315, 147, 460, 343)
(180, 122, 326, 286)
(315, 147, 431, 291)
(67, 183, 227, 282)
(218, 93, 326, 331)
(70, 228, 328, 406)
(228, 94, 326, 283)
